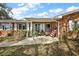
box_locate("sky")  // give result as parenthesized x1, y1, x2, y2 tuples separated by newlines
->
(7, 3, 79, 20)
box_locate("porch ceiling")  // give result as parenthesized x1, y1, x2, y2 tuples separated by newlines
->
(0, 18, 58, 23)
(0, 20, 29, 23)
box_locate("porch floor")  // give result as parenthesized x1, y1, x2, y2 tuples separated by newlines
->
(0, 36, 59, 47)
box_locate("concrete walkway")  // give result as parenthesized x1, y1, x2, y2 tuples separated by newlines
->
(0, 36, 59, 47)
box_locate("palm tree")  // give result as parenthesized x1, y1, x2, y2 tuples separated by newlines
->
(0, 3, 13, 19)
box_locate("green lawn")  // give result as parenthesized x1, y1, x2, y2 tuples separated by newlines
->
(0, 37, 15, 42)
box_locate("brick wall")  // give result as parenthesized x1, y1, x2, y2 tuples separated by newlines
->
(59, 11, 79, 36)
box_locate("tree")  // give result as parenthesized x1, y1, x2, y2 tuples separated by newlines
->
(0, 3, 13, 19)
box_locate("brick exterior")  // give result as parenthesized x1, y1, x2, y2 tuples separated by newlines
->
(59, 11, 79, 36)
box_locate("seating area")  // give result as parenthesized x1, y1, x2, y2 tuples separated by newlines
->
(31, 29, 58, 38)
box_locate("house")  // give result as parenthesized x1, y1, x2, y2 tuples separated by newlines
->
(0, 18, 59, 37)
(55, 9, 79, 37)
(0, 9, 79, 38)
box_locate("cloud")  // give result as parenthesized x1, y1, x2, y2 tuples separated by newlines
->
(24, 3, 41, 9)
(37, 12, 47, 16)
(26, 3, 36, 8)
(25, 14, 39, 18)
(12, 15, 26, 20)
(11, 4, 79, 19)
(37, 12, 48, 17)
(11, 7, 29, 19)
(25, 3, 44, 11)
(25, 12, 49, 18)
(55, 8, 63, 13)
(12, 8, 22, 15)
(49, 8, 63, 14)
(66, 6, 79, 12)
(18, 3, 25, 6)
(49, 9, 54, 13)
(12, 6, 29, 15)
(25, 14, 35, 18)
(11, 3, 43, 19)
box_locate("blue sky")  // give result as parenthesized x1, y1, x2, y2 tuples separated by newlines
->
(7, 3, 79, 19)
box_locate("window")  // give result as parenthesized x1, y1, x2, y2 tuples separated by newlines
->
(46, 24, 50, 28)
(40, 24, 46, 32)
(35, 24, 40, 31)
(0, 24, 2, 30)
(1, 23, 13, 30)
(18, 23, 26, 30)
(23, 24, 26, 29)
(18, 24, 22, 29)
(45, 24, 51, 32)
(69, 20, 74, 31)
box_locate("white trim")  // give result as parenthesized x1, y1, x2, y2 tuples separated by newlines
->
(26, 22, 28, 37)
(14, 23, 17, 30)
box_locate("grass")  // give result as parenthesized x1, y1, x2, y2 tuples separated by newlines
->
(0, 41, 76, 56)
(0, 37, 15, 42)
(0, 31, 79, 56)
(0, 44, 46, 56)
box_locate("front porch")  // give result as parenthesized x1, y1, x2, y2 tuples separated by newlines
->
(0, 20, 32, 38)
(0, 19, 59, 38)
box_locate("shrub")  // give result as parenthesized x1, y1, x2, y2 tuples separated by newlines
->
(0, 37, 15, 42)
(7, 33, 13, 36)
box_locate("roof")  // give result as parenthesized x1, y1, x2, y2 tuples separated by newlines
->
(25, 18, 57, 22)
(54, 9, 79, 20)
(0, 18, 58, 23)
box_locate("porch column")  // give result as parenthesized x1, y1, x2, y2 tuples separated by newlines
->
(14, 23, 17, 30)
(33, 24, 36, 36)
(30, 21, 32, 36)
(43, 24, 45, 31)
(26, 22, 29, 38)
